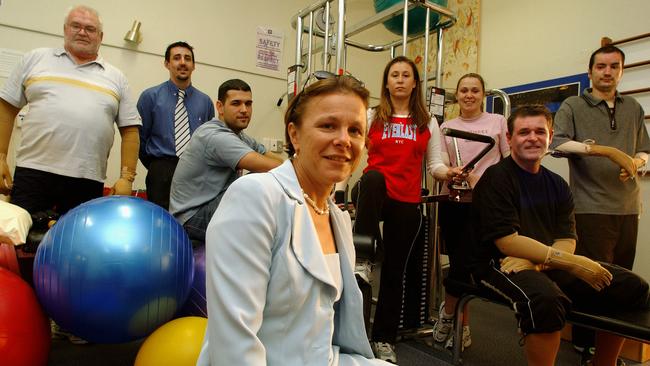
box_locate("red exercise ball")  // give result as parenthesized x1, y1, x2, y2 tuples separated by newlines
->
(0, 266, 50, 366)
(0, 242, 20, 275)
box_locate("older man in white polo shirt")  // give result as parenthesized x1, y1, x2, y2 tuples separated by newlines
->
(0, 5, 140, 215)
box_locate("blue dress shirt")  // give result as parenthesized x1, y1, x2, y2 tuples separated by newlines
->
(137, 80, 215, 167)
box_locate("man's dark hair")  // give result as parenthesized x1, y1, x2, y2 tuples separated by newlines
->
(164, 41, 194, 62)
(588, 44, 625, 70)
(507, 104, 553, 134)
(218, 79, 252, 102)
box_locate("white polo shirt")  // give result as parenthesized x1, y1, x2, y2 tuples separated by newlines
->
(0, 48, 140, 182)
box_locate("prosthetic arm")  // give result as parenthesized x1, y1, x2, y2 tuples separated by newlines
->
(555, 141, 646, 181)
(500, 238, 577, 274)
(0, 99, 20, 195)
(495, 232, 612, 291)
(109, 126, 139, 196)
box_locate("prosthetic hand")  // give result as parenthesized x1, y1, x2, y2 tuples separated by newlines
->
(544, 248, 613, 291)
(109, 167, 135, 196)
(500, 256, 537, 274)
(589, 145, 636, 181)
(0, 153, 12, 195)
(619, 157, 646, 181)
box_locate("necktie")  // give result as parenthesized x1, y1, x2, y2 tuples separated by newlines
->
(174, 89, 190, 156)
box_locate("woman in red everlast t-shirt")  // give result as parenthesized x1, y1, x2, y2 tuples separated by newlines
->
(349, 56, 448, 363)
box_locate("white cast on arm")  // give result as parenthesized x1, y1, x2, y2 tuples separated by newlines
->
(427, 117, 452, 179)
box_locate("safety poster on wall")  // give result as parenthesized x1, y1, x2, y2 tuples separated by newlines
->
(256, 26, 283, 72)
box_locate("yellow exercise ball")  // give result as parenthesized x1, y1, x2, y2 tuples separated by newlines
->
(134, 316, 207, 366)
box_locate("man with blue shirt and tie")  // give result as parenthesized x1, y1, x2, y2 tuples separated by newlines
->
(138, 41, 214, 210)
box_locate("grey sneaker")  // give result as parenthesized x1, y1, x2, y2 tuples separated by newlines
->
(432, 301, 454, 343)
(354, 259, 373, 284)
(445, 325, 472, 350)
(50, 320, 66, 340)
(371, 341, 397, 363)
(51, 320, 88, 345)
(67, 333, 89, 345)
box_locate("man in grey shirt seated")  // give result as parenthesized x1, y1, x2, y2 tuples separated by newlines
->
(170, 79, 283, 242)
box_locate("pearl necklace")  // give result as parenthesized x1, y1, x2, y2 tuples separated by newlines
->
(302, 190, 330, 216)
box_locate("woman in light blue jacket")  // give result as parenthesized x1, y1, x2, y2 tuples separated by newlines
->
(196, 75, 393, 365)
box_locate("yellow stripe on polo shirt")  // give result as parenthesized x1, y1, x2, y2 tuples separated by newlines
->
(24, 76, 120, 102)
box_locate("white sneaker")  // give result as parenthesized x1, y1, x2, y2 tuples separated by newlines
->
(371, 341, 397, 364)
(432, 301, 454, 343)
(445, 325, 472, 350)
(354, 259, 373, 284)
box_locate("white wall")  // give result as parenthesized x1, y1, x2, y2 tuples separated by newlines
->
(479, 0, 650, 279)
(0, 0, 397, 189)
(4, 0, 647, 278)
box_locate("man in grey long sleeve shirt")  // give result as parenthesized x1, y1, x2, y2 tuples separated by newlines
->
(551, 44, 650, 270)
(550, 45, 650, 362)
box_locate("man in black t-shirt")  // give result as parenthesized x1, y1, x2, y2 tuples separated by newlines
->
(471, 105, 648, 366)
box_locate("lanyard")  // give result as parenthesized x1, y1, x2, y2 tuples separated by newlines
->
(606, 101, 617, 130)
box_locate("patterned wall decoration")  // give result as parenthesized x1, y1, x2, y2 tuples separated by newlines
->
(407, 0, 480, 120)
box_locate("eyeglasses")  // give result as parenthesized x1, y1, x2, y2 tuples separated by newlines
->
(300, 70, 364, 91)
(293, 70, 364, 105)
(67, 22, 99, 35)
(301, 70, 337, 89)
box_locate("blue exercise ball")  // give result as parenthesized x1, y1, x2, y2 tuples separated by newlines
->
(374, 0, 448, 36)
(33, 196, 193, 343)
(178, 245, 207, 318)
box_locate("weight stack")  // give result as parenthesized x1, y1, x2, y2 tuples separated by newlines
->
(398, 213, 431, 331)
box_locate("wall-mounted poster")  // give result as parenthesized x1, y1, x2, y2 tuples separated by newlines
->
(487, 73, 591, 117)
(256, 26, 283, 72)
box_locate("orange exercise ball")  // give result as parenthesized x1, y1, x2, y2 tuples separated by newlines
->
(134, 316, 207, 366)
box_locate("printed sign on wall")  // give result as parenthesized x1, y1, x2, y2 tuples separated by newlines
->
(256, 26, 283, 72)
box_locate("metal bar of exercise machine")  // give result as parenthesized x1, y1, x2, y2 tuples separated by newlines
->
(289, 0, 459, 337)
